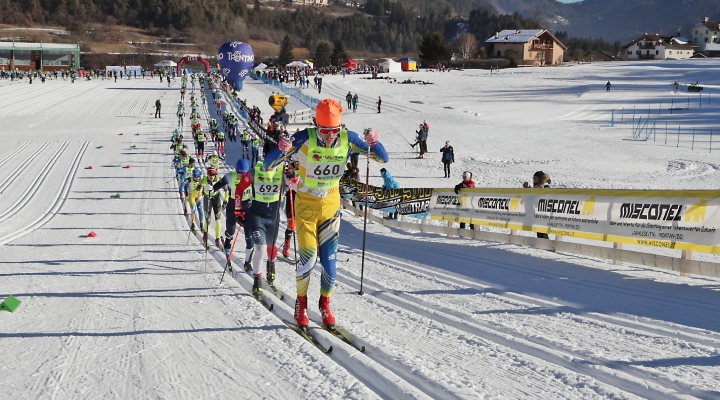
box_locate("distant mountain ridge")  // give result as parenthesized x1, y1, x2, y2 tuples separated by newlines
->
(407, 0, 720, 42)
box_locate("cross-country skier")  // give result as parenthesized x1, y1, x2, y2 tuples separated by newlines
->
(264, 99, 388, 328)
(196, 129, 206, 158)
(214, 159, 254, 274)
(234, 160, 284, 295)
(203, 167, 228, 248)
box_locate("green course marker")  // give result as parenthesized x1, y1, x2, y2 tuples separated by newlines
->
(96, 146, 103, 149)
(0, 295, 21, 312)
(114, 193, 121, 198)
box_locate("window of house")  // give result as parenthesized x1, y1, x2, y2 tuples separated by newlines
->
(706, 30, 709, 34)
(695, 30, 698, 34)
(669, 51, 673, 55)
(705, 37, 709, 42)
(627, 51, 632, 55)
(656, 50, 659, 55)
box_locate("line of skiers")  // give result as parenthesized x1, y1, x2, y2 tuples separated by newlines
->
(173, 77, 390, 328)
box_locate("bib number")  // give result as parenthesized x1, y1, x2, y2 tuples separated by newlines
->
(310, 163, 342, 179)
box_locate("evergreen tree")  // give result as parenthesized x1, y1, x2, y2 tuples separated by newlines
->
(314, 42, 332, 67)
(418, 31, 450, 64)
(330, 40, 348, 67)
(277, 34, 294, 68)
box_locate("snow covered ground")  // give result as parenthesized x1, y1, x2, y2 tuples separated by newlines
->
(1, 61, 720, 399)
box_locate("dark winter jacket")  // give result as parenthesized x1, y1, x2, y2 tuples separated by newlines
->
(416, 127, 428, 141)
(381, 170, 400, 190)
(440, 145, 454, 163)
(155, 100, 161, 109)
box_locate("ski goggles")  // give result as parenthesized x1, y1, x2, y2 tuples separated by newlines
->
(318, 126, 341, 135)
(193, 175, 201, 181)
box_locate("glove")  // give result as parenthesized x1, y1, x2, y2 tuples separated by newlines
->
(222, 201, 227, 211)
(235, 210, 245, 220)
(454, 184, 462, 194)
(278, 136, 292, 152)
(363, 128, 378, 146)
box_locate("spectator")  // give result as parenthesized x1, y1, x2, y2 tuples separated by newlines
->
(155, 99, 161, 118)
(380, 168, 400, 219)
(352, 93, 359, 113)
(377, 96, 382, 113)
(440, 141, 454, 178)
(455, 171, 476, 230)
(606, 81, 611, 92)
(524, 171, 551, 239)
(346, 92, 352, 109)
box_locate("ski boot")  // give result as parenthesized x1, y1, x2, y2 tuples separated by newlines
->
(319, 295, 336, 327)
(266, 261, 276, 285)
(252, 275, 262, 297)
(190, 224, 197, 233)
(215, 238, 223, 249)
(243, 261, 253, 274)
(294, 295, 309, 327)
(282, 238, 291, 258)
(223, 237, 232, 256)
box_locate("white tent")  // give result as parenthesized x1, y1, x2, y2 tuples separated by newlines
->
(286, 60, 307, 68)
(254, 63, 268, 71)
(380, 58, 401, 73)
(154, 60, 177, 67)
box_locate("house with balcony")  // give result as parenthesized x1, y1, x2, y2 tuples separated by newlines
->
(688, 17, 720, 54)
(485, 29, 566, 66)
(621, 34, 697, 60)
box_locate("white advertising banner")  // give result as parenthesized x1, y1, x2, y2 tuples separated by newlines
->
(430, 188, 720, 254)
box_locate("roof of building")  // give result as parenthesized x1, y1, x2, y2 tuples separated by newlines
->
(485, 29, 567, 50)
(0, 41, 80, 50)
(690, 20, 720, 31)
(622, 34, 698, 49)
(582, 51, 616, 61)
(486, 30, 544, 44)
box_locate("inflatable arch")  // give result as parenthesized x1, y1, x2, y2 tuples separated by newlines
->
(177, 56, 211, 75)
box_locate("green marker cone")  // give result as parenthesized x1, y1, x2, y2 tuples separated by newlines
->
(0, 295, 21, 312)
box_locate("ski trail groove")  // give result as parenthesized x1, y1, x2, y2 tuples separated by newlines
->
(334, 269, 682, 400)
(0, 141, 88, 245)
(0, 142, 69, 223)
(354, 247, 720, 350)
(0, 143, 30, 169)
(0, 142, 51, 194)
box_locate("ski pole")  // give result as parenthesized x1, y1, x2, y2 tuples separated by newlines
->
(203, 195, 211, 273)
(220, 225, 242, 284)
(358, 145, 371, 296)
(270, 158, 287, 263)
(289, 185, 298, 264)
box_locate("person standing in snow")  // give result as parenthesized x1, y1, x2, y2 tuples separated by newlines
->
(440, 141, 454, 178)
(380, 168, 400, 220)
(376, 96, 382, 113)
(345, 92, 353, 109)
(606, 81, 611, 92)
(455, 171, 476, 229)
(524, 171, 551, 239)
(352, 94, 358, 113)
(155, 99, 162, 118)
(265, 99, 388, 329)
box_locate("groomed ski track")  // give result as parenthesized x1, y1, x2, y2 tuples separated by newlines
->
(1, 63, 720, 399)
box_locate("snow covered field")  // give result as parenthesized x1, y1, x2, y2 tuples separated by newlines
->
(1, 61, 720, 399)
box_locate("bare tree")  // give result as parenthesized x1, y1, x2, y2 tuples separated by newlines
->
(454, 33, 478, 60)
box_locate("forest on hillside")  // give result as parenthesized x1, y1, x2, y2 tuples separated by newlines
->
(0, 0, 630, 66)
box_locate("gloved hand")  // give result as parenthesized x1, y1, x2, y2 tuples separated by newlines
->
(278, 136, 292, 152)
(363, 128, 378, 146)
(222, 201, 227, 211)
(454, 184, 462, 194)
